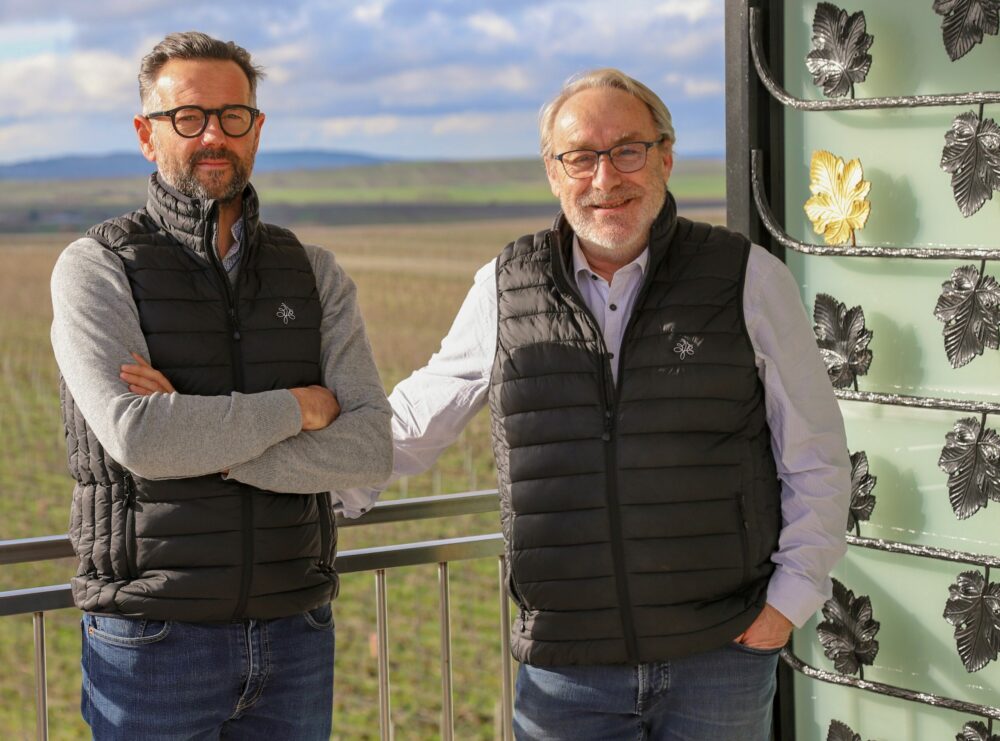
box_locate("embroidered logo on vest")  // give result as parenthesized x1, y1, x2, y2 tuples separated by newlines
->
(276, 302, 296, 324)
(673, 337, 696, 360)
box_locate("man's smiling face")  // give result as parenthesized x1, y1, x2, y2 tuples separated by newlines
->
(544, 87, 673, 260)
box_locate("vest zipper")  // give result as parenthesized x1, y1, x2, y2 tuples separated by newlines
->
(550, 232, 640, 663)
(122, 473, 139, 581)
(206, 205, 254, 619)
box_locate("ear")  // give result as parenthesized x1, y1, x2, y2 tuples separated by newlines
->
(660, 144, 674, 186)
(250, 111, 266, 155)
(134, 115, 156, 163)
(543, 156, 563, 199)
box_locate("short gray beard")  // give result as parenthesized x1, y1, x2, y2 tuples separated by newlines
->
(169, 149, 251, 204)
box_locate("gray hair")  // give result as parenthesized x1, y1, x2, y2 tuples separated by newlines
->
(139, 31, 265, 110)
(538, 68, 676, 156)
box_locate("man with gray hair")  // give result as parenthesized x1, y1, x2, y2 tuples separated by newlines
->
(50, 32, 392, 739)
(346, 68, 851, 738)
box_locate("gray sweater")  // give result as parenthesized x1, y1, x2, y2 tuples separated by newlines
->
(51, 236, 392, 515)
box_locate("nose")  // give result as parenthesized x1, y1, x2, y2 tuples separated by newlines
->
(200, 112, 228, 143)
(590, 152, 622, 190)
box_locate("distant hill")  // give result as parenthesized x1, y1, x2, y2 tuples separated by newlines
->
(0, 150, 387, 181)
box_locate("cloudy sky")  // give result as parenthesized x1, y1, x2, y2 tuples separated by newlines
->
(0, 0, 725, 165)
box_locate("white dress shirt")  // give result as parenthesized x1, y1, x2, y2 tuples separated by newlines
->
(349, 237, 850, 628)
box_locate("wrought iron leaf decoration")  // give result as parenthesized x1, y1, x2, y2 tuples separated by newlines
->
(958, 720, 1000, 741)
(848, 451, 876, 532)
(934, 264, 1000, 368)
(933, 0, 1000, 61)
(938, 417, 1000, 519)
(827, 720, 863, 741)
(805, 3, 873, 98)
(817, 578, 880, 676)
(813, 293, 873, 389)
(941, 111, 1000, 217)
(804, 150, 871, 245)
(943, 570, 1000, 672)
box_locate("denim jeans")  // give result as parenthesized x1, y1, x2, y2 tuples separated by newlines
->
(81, 603, 335, 740)
(513, 642, 780, 741)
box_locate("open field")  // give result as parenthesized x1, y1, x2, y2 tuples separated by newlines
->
(0, 158, 724, 232)
(0, 204, 723, 739)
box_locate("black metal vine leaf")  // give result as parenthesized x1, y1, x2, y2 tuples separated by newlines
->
(817, 578, 880, 675)
(958, 720, 1000, 741)
(813, 293, 873, 388)
(828, 720, 862, 741)
(805, 3, 874, 98)
(847, 451, 876, 530)
(934, 265, 1000, 368)
(938, 417, 1000, 519)
(933, 0, 1000, 61)
(941, 112, 1000, 217)
(943, 570, 1000, 672)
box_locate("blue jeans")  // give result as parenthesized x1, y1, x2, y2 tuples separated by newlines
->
(81, 604, 335, 740)
(514, 643, 780, 740)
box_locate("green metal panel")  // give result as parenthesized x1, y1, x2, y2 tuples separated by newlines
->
(779, 1, 1000, 738)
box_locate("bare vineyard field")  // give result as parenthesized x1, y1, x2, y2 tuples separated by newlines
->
(0, 206, 723, 739)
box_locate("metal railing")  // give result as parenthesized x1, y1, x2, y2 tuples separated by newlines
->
(0, 490, 513, 741)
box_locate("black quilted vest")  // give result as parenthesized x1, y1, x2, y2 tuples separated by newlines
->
(490, 196, 781, 666)
(61, 175, 337, 621)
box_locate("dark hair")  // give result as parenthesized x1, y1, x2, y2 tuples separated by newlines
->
(139, 31, 265, 109)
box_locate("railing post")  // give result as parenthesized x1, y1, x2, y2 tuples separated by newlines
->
(438, 562, 454, 741)
(498, 556, 513, 741)
(33, 611, 48, 741)
(375, 569, 392, 741)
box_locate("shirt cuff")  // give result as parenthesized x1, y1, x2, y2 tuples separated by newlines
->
(332, 487, 382, 519)
(766, 567, 833, 628)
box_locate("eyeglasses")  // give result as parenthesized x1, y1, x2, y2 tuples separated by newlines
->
(144, 105, 260, 138)
(552, 136, 666, 179)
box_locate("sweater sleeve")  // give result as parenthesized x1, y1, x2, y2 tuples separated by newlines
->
(50, 237, 303, 480)
(224, 244, 393, 493)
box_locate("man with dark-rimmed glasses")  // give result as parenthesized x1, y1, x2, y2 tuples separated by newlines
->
(341, 68, 851, 738)
(50, 31, 392, 739)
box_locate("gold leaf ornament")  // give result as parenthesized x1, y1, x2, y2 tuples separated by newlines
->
(804, 150, 872, 245)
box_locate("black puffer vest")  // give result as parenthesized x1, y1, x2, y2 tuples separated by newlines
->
(490, 196, 781, 666)
(62, 175, 337, 621)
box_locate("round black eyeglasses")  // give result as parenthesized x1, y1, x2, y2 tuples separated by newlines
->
(552, 136, 666, 179)
(144, 105, 260, 138)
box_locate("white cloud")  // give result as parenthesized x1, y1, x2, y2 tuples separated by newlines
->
(352, 1, 388, 26)
(376, 64, 534, 107)
(0, 19, 75, 60)
(320, 115, 402, 137)
(466, 11, 518, 43)
(664, 73, 723, 98)
(0, 50, 132, 116)
(653, 0, 720, 23)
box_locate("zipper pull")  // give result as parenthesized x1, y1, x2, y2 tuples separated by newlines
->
(602, 410, 613, 441)
(229, 307, 241, 341)
(123, 474, 135, 507)
(519, 607, 527, 632)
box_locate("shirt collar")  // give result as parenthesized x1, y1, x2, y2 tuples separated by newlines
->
(571, 234, 649, 283)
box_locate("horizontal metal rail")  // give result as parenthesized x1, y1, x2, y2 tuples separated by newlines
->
(781, 650, 1000, 720)
(848, 534, 1000, 569)
(750, 149, 1000, 260)
(834, 389, 1000, 415)
(0, 489, 502, 566)
(749, 7, 1000, 111)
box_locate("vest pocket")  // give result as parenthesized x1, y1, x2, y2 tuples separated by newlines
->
(123, 474, 139, 581)
(316, 493, 336, 576)
(735, 494, 751, 585)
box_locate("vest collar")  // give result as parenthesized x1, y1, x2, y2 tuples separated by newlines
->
(144, 173, 261, 260)
(549, 190, 679, 291)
